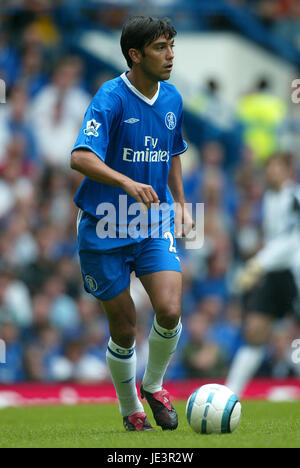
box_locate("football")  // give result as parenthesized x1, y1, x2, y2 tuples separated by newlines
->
(186, 383, 242, 434)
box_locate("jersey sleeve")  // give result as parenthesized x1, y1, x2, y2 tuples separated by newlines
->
(71, 90, 119, 162)
(172, 100, 188, 157)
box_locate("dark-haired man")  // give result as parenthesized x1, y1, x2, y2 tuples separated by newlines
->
(71, 16, 193, 431)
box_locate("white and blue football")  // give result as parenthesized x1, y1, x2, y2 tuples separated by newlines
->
(186, 383, 242, 434)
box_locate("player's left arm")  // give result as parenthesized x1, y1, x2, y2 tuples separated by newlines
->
(168, 155, 195, 237)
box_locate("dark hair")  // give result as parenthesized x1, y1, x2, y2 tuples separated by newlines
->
(120, 16, 177, 68)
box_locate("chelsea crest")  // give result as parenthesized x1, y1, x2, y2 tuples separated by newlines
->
(165, 112, 176, 130)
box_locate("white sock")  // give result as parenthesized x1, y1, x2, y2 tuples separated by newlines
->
(142, 317, 182, 394)
(106, 338, 144, 417)
(225, 345, 265, 397)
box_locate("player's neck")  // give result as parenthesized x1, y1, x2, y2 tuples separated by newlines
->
(126, 69, 158, 100)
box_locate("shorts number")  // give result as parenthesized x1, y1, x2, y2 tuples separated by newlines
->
(164, 231, 177, 253)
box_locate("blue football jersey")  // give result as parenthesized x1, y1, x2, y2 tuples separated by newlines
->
(72, 72, 188, 249)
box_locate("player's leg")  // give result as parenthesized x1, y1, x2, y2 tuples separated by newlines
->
(139, 270, 182, 393)
(226, 270, 298, 397)
(138, 270, 182, 430)
(132, 230, 182, 430)
(78, 239, 152, 431)
(102, 289, 152, 430)
(102, 286, 136, 348)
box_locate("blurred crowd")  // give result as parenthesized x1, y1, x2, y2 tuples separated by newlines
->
(0, 1, 299, 385)
(2, 1, 300, 50)
(229, 0, 300, 48)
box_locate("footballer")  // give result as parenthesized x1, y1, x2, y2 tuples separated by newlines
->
(71, 16, 193, 431)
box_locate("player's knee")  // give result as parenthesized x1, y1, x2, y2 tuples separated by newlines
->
(111, 326, 136, 349)
(156, 303, 181, 330)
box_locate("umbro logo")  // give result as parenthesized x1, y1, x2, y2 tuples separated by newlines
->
(121, 377, 134, 384)
(124, 118, 140, 124)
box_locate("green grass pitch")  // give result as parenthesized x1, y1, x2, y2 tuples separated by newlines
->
(1, 401, 300, 448)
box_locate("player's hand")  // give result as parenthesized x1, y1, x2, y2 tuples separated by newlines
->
(174, 203, 195, 237)
(236, 258, 264, 292)
(121, 179, 160, 213)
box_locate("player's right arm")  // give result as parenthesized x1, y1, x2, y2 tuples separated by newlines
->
(71, 148, 159, 211)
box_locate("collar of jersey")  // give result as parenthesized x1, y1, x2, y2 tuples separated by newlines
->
(121, 72, 160, 106)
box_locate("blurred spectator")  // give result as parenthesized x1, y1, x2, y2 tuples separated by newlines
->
(42, 167, 75, 228)
(202, 166, 234, 236)
(84, 320, 108, 360)
(8, 1, 61, 50)
(187, 78, 236, 131)
(0, 269, 32, 327)
(18, 225, 59, 294)
(2, 214, 39, 267)
(18, 46, 48, 98)
(237, 78, 287, 165)
(0, 28, 19, 88)
(24, 324, 62, 381)
(92, 4, 129, 30)
(23, 344, 45, 381)
(0, 85, 39, 166)
(182, 312, 228, 379)
(234, 200, 262, 260)
(268, 319, 300, 378)
(253, 0, 281, 26)
(30, 56, 90, 167)
(93, 71, 116, 95)
(271, 0, 300, 49)
(56, 256, 82, 298)
(0, 321, 24, 383)
(25, 10, 60, 50)
(0, 176, 16, 219)
(22, 292, 52, 344)
(42, 275, 80, 334)
(48, 338, 109, 383)
(23, 323, 62, 382)
(207, 298, 243, 362)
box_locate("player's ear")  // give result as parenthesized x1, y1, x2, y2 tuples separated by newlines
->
(128, 48, 142, 65)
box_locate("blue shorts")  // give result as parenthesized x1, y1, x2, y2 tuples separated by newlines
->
(78, 213, 182, 301)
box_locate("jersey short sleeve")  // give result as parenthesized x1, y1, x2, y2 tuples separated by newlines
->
(72, 88, 120, 162)
(172, 99, 188, 157)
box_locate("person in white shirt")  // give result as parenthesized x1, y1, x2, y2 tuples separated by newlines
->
(226, 153, 299, 396)
(30, 56, 90, 167)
